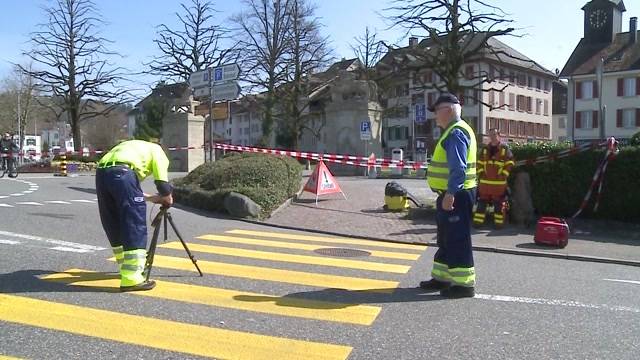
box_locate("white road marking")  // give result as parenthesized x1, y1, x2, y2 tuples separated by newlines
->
(49, 246, 93, 253)
(10, 193, 24, 196)
(475, 294, 640, 313)
(0, 204, 14, 208)
(0, 196, 8, 199)
(15, 202, 43, 206)
(45, 200, 72, 205)
(0, 239, 20, 245)
(0, 230, 106, 252)
(603, 279, 640, 286)
(70, 199, 95, 203)
(23, 191, 34, 194)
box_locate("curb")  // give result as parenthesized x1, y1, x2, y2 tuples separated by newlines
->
(237, 220, 640, 268)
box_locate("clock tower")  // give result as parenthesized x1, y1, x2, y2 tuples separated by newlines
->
(582, 0, 626, 44)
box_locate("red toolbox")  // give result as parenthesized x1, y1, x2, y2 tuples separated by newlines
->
(534, 217, 569, 248)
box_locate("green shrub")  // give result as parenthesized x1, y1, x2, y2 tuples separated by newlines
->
(173, 152, 303, 217)
(511, 144, 640, 222)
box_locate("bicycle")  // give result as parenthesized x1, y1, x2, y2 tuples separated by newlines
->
(0, 154, 19, 178)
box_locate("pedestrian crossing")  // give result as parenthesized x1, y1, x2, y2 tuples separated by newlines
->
(0, 229, 427, 359)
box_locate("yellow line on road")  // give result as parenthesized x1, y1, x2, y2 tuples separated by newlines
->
(197, 234, 421, 261)
(0, 356, 23, 360)
(43, 269, 381, 326)
(227, 229, 427, 252)
(159, 242, 411, 274)
(0, 294, 352, 360)
(110, 255, 398, 293)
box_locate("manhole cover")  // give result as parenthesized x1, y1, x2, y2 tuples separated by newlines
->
(314, 248, 371, 258)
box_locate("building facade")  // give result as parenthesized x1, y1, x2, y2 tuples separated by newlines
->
(552, 80, 569, 142)
(560, 0, 640, 143)
(378, 35, 556, 158)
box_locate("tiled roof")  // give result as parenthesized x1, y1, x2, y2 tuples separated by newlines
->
(560, 31, 640, 76)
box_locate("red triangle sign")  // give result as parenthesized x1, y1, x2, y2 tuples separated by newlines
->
(303, 161, 344, 197)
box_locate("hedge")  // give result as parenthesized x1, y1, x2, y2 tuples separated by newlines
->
(173, 152, 302, 217)
(510, 143, 640, 223)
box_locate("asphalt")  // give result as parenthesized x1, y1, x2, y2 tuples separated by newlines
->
(0, 174, 639, 359)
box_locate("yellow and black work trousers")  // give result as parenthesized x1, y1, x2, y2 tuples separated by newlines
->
(473, 197, 507, 227)
(96, 166, 148, 287)
(430, 189, 477, 288)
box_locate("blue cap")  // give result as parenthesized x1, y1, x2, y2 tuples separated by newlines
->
(427, 92, 460, 112)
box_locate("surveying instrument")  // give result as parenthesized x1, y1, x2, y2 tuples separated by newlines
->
(144, 206, 203, 281)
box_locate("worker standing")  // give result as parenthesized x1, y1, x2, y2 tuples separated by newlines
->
(473, 128, 514, 229)
(420, 93, 477, 298)
(96, 140, 173, 292)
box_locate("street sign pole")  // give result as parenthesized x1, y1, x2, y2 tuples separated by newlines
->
(208, 68, 214, 162)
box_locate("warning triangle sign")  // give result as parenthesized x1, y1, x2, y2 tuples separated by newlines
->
(303, 161, 346, 202)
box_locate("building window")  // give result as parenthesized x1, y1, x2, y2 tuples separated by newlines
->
(500, 119, 509, 134)
(509, 70, 516, 84)
(544, 124, 550, 138)
(544, 80, 550, 92)
(499, 92, 505, 108)
(464, 88, 477, 105)
(519, 121, 525, 136)
(509, 93, 515, 111)
(527, 76, 533, 88)
(536, 78, 541, 90)
(489, 90, 496, 106)
(535, 99, 542, 115)
(510, 120, 517, 135)
(543, 100, 549, 116)
(559, 117, 566, 129)
(624, 78, 636, 97)
(580, 81, 594, 99)
(621, 109, 636, 128)
(465, 65, 474, 79)
(576, 111, 596, 129)
(518, 73, 526, 86)
(527, 97, 533, 113)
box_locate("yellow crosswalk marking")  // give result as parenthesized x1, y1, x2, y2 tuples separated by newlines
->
(0, 356, 23, 360)
(110, 255, 398, 293)
(227, 229, 427, 252)
(0, 294, 352, 360)
(43, 269, 382, 326)
(159, 242, 411, 274)
(197, 234, 421, 261)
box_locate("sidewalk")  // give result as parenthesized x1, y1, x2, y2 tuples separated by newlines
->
(266, 176, 640, 265)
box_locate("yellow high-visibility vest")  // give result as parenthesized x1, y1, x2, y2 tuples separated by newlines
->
(427, 120, 477, 192)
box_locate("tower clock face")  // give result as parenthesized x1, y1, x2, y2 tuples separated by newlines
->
(589, 9, 608, 29)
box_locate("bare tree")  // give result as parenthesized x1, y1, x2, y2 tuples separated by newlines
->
(277, 0, 332, 148)
(19, 0, 127, 152)
(233, 0, 293, 146)
(383, 0, 538, 109)
(0, 64, 52, 147)
(147, 0, 236, 82)
(350, 27, 384, 79)
(82, 104, 130, 150)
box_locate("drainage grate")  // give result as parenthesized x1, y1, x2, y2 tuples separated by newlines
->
(314, 247, 371, 258)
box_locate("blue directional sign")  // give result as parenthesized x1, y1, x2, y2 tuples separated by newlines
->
(214, 68, 223, 82)
(415, 104, 427, 124)
(360, 120, 371, 140)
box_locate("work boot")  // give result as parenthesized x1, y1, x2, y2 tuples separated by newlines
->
(120, 280, 156, 292)
(440, 286, 475, 298)
(419, 278, 449, 292)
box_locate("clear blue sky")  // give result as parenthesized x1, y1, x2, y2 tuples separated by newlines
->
(1, 0, 639, 99)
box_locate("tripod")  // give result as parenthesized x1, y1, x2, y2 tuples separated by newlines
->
(144, 206, 203, 281)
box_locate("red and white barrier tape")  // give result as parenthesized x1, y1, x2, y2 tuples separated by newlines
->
(570, 137, 619, 219)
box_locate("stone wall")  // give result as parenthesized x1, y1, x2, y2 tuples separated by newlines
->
(162, 111, 205, 172)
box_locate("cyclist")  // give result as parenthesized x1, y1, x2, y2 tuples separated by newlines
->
(0, 133, 19, 171)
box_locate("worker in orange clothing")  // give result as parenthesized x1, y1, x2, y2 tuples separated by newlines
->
(473, 128, 514, 228)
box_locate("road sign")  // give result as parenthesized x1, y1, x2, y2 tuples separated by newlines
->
(212, 81, 241, 101)
(189, 70, 210, 89)
(189, 63, 240, 90)
(360, 120, 371, 141)
(415, 104, 426, 124)
(213, 63, 240, 84)
(193, 82, 241, 100)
